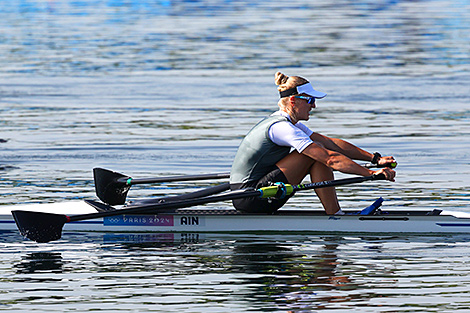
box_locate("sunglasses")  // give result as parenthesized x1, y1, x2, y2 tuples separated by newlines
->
(294, 95, 316, 104)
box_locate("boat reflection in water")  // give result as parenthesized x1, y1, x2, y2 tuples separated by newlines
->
(14, 252, 64, 275)
(101, 232, 356, 308)
(9, 231, 470, 311)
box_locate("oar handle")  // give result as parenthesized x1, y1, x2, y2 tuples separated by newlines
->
(117, 172, 230, 185)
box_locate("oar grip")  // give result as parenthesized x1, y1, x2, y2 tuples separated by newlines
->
(364, 162, 397, 169)
(259, 184, 294, 199)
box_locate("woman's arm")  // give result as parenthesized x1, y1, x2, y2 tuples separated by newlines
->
(309, 132, 396, 167)
(301, 142, 396, 181)
(309, 132, 374, 161)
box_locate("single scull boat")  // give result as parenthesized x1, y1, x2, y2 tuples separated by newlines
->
(3, 199, 470, 235)
(5, 168, 470, 243)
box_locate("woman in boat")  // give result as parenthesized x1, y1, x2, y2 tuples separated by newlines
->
(230, 71, 396, 215)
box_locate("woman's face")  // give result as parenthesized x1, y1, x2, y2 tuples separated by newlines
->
(292, 94, 316, 121)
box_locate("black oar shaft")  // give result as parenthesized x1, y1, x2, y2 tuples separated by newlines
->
(130, 183, 231, 206)
(69, 188, 261, 222)
(258, 174, 386, 198)
(93, 168, 231, 205)
(294, 173, 385, 192)
(118, 172, 230, 185)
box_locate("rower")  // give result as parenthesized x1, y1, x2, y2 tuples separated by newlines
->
(230, 72, 396, 215)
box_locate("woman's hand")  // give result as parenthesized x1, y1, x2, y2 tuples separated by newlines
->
(378, 155, 397, 168)
(374, 167, 396, 182)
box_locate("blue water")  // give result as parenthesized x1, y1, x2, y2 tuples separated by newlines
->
(1, 0, 470, 311)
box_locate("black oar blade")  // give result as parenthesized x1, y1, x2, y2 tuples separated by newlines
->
(12, 210, 69, 243)
(93, 168, 131, 205)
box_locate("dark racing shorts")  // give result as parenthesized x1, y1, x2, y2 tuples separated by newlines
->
(230, 167, 293, 214)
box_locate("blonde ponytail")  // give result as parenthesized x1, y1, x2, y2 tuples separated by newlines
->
(275, 71, 309, 94)
(274, 71, 289, 87)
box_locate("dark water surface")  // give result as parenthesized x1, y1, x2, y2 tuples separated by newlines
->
(1, 0, 470, 312)
(2, 233, 470, 312)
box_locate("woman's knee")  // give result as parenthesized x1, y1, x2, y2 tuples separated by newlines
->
(277, 156, 315, 184)
(310, 161, 334, 181)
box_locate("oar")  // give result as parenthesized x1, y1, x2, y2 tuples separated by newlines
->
(94, 163, 395, 205)
(93, 167, 230, 205)
(12, 174, 386, 243)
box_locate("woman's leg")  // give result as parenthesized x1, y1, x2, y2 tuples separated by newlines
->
(276, 151, 340, 214)
(309, 161, 340, 215)
(276, 151, 314, 184)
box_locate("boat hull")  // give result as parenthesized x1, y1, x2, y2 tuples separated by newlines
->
(3, 201, 470, 234)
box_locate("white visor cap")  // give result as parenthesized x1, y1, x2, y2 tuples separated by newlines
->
(279, 82, 327, 99)
(296, 83, 327, 99)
